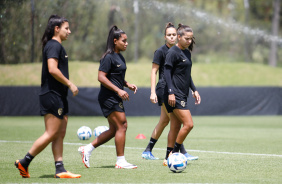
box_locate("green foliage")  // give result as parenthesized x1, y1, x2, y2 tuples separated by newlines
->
(1, 116, 282, 183)
(0, 0, 281, 66)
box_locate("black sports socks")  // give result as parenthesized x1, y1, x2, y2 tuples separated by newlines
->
(55, 161, 67, 174)
(172, 142, 182, 153)
(165, 147, 173, 159)
(180, 144, 187, 154)
(20, 152, 34, 168)
(144, 137, 157, 152)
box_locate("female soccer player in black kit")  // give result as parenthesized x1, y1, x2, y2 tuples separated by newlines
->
(163, 24, 201, 162)
(15, 15, 81, 178)
(78, 25, 138, 169)
(142, 23, 198, 164)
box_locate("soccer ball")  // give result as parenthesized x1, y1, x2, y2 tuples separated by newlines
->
(93, 126, 109, 137)
(167, 153, 187, 173)
(77, 126, 92, 140)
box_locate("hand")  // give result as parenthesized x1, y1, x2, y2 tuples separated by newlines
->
(150, 93, 158, 104)
(117, 89, 129, 101)
(193, 91, 201, 105)
(68, 82, 79, 96)
(127, 83, 138, 94)
(168, 94, 175, 107)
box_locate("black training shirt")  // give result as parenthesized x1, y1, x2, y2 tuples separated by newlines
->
(153, 44, 169, 81)
(164, 45, 196, 99)
(99, 52, 127, 99)
(40, 39, 69, 97)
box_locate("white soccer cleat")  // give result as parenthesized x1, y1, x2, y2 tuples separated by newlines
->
(78, 146, 91, 168)
(115, 161, 137, 169)
(184, 153, 199, 161)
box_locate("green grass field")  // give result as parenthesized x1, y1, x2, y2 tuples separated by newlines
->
(1, 116, 282, 183)
(1, 61, 282, 87)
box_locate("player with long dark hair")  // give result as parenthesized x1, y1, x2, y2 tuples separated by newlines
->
(163, 23, 201, 164)
(142, 23, 198, 163)
(78, 25, 137, 169)
(15, 15, 81, 178)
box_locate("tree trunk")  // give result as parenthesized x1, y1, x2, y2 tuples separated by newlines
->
(268, 0, 281, 67)
(134, 0, 139, 63)
(31, 0, 35, 63)
(244, 0, 252, 62)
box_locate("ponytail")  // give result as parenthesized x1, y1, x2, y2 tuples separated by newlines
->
(164, 22, 175, 35)
(41, 15, 68, 51)
(177, 23, 195, 51)
(101, 25, 125, 59)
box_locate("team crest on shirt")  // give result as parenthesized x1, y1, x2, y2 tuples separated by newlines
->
(180, 101, 185, 107)
(58, 108, 63, 116)
(119, 102, 124, 109)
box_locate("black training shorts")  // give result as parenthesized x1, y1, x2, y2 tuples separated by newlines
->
(39, 92, 68, 119)
(164, 95, 189, 113)
(156, 87, 164, 106)
(99, 98, 125, 118)
(155, 79, 166, 106)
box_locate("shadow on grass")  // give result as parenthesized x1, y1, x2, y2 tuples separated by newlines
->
(39, 174, 54, 178)
(98, 165, 115, 169)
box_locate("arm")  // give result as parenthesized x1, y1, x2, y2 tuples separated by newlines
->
(48, 58, 78, 96)
(124, 80, 137, 94)
(190, 77, 201, 105)
(190, 77, 197, 92)
(164, 65, 175, 107)
(150, 63, 160, 103)
(98, 70, 129, 101)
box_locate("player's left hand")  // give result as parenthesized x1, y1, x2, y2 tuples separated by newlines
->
(128, 84, 138, 94)
(193, 91, 201, 105)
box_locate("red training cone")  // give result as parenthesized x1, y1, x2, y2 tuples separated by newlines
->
(135, 134, 146, 139)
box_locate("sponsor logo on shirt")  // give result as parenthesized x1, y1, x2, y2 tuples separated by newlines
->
(65, 55, 68, 58)
(117, 64, 121, 67)
(182, 59, 186, 62)
(181, 101, 185, 107)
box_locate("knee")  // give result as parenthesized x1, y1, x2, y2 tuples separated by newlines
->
(183, 123, 194, 132)
(118, 121, 127, 132)
(123, 121, 128, 131)
(48, 128, 65, 141)
(58, 129, 67, 139)
(45, 131, 59, 142)
(53, 131, 62, 140)
(162, 117, 170, 126)
(108, 127, 117, 137)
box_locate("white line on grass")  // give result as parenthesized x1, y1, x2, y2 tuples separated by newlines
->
(1, 140, 282, 158)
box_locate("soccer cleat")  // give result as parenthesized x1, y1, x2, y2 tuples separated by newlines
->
(55, 171, 81, 178)
(163, 159, 167, 166)
(141, 151, 159, 160)
(115, 161, 137, 169)
(78, 146, 91, 168)
(15, 160, 30, 178)
(184, 153, 199, 161)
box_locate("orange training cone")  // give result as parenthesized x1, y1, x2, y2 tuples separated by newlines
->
(135, 134, 146, 139)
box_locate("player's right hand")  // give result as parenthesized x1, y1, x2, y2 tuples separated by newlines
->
(118, 89, 129, 101)
(69, 83, 79, 96)
(168, 94, 175, 107)
(150, 93, 158, 104)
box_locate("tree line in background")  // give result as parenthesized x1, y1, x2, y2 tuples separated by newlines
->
(0, 0, 281, 66)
